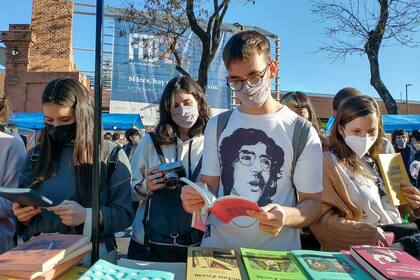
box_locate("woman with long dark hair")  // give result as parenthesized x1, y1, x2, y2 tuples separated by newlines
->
(128, 76, 210, 262)
(12, 78, 134, 261)
(310, 96, 420, 251)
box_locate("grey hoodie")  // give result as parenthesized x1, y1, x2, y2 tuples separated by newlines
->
(0, 131, 26, 254)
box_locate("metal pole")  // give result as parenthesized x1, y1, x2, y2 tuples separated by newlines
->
(91, 0, 104, 265)
(406, 84, 408, 114)
(274, 38, 280, 102)
(405, 83, 412, 115)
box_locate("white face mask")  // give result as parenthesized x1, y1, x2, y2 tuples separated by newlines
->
(344, 134, 377, 158)
(172, 105, 199, 129)
(235, 75, 271, 108)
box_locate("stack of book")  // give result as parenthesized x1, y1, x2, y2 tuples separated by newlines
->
(0, 233, 91, 280)
(186, 246, 420, 280)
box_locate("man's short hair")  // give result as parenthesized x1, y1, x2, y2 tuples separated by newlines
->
(223, 30, 271, 68)
(333, 87, 363, 111)
(393, 128, 407, 137)
(125, 128, 140, 140)
(111, 132, 121, 141)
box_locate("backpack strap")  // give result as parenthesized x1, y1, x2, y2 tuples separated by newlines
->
(190, 157, 202, 182)
(216, 110, 234, 145)
(30, 145, 41, 172)
(216, 110, 233, 196)
(148, 132, 166, 164)
(107, 145, 122, 180)
(291, 116, 312, 201)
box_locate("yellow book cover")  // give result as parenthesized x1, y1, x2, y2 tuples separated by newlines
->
(186, 247, 244, 280)
(377, 153, 410, 206)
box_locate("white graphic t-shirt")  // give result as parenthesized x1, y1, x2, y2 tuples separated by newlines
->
(200, 106, 323, 250)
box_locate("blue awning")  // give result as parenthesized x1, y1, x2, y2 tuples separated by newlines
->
(8, 112, 144, 131)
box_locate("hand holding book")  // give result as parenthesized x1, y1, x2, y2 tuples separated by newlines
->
(48, 200, 87, 227)
(12, 202, 42, 225)
(180, 177, 262, 230)
(247, 203, 286, 237)
(401, 184, 420, 209)
(180, 183, 206, 214)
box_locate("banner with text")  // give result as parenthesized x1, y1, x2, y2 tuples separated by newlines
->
(110, 20, 233, 126)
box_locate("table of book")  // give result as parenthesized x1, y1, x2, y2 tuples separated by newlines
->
(65, 246, 420, 280)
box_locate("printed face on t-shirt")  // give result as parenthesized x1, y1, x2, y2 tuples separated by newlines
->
(220, 128, 285, 206)
(232, 142, 270, 201)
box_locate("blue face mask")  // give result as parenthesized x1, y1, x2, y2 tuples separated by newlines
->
(46, 123, 76, 144)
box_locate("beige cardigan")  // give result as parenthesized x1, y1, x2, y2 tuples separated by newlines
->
(310, 151, 385, 251)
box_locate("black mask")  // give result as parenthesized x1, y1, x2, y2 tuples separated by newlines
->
(46, 123, 76, 144)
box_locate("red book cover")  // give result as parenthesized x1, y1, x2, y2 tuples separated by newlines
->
(350, 245, 420, 280)
(209, 196, 261, 224)
(180, 177, 262, 225)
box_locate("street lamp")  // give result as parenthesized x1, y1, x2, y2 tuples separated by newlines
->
(405, 83, 413, 114)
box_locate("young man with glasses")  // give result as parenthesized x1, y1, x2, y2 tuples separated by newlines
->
(181, 31, 323, 250)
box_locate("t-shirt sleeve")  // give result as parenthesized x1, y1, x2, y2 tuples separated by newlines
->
(200, 116, 221, 177)
(293, 126, 323, 193)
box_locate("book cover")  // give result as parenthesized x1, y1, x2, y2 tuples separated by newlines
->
(56, 266, 88, 280)
(118, 258, 186, 280)
(377, 153, 410, 206)
(241, 248, 306, 280)
(292, 250, 372, 280)
(0, 234, 88, 273)
(180, 177, 261, 229)
(80, 259, 174, 280)
(0, 243, 91, 279)
(0, 187, 53, 208)
(187, 247, 243, 280)
(350, 245, 420, 280)
(341, 250, 370, 275)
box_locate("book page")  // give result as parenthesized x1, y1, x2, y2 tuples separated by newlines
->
(179, 177, 217, 207)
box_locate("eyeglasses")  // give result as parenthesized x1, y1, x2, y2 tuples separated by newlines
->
(226, 62, 271, 92)
(292, 104, 308, 110)
(238, 150, 271, 171)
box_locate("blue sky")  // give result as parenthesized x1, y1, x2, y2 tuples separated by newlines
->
(1, 0, 419, 102)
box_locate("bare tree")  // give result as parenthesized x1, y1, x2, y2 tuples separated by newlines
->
(312, 0, 420, 114)
(117, 0, 253, 93)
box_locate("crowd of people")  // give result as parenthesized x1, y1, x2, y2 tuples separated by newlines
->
(0, 30, 420, 264)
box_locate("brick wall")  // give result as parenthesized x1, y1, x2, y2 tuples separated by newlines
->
(0, 0, 90, 112)
(29, 0, 74, 72)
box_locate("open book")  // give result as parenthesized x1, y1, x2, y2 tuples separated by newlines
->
(180, 177, 261, 231)
(0, 187, 53, 208)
